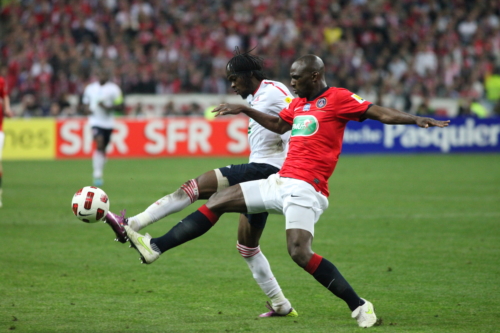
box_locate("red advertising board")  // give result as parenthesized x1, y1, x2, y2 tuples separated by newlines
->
(56, 117, 250, 158)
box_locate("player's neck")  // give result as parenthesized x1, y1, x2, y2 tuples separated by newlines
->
(306, 85, 329, 101)
(250, 79, 263, 95)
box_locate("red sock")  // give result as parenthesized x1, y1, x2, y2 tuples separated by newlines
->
(198, 204, 220, 225)
(305, 253, 323, 274)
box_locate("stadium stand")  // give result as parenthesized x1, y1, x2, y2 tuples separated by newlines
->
(1, 0, 499, 117)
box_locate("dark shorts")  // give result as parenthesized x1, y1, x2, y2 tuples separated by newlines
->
(91, 127, 113, 148)
(219, 163, 280, 229)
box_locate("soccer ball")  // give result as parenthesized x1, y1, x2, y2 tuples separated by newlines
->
(71, 186, 110, 223)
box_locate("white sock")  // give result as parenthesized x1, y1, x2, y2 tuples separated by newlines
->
(237, 242, 290, 314)
(92, 151, 106, 179)
(128, 180, 199, 231)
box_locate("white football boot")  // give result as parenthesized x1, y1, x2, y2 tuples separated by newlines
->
(124, 226, 160, 264)
(351, 298, 377, 328)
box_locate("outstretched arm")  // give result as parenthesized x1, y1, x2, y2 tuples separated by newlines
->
(213, 103, 292, 134)
(365, 105, 450, 128)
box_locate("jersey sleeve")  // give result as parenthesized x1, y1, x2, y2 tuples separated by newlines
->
(278, 98, 296, 125)
(334, 88, 372, 122)
(112, 85, 124, 105)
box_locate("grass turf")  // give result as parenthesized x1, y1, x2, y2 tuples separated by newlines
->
(0, 154, 499, 332)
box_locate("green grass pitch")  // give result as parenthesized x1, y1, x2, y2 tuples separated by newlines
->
(1, 154, 499, 332)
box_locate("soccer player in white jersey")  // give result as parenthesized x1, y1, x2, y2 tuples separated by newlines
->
(82, 69, 123, 186)
(105, 49, 298, 317)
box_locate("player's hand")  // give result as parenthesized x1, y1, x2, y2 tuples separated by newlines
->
(416, 117, 451, 128)
(212, 103, 244, 117)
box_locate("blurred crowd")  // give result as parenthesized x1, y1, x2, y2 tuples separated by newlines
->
(1, 0, 500, 117)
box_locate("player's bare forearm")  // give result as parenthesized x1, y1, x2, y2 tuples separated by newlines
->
(366, 105, 450, 128)
(213, 103, 291, 134)
(3, 95, 13, 117)
(83, 105, 92, 115)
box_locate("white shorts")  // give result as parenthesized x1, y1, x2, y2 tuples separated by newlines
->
(0, 131, 4, 160)
(240, 174, 329, 236)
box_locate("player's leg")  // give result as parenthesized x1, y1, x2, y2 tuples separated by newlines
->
(237, 213, 297, 317)
(124, 182, 248, 263)
(125, 169, 220, 232)
(123, 171, 277, 263)
(105, 168, 222, 242)
(283, 190, 377, 327)
(92, 127, 109, 186)
(114, 163, 275, 235)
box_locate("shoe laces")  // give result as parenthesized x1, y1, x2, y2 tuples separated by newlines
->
(119, 209, 129, 225)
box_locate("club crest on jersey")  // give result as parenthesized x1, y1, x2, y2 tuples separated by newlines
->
(316, 97, 327, 108)
(303, 104, 311, 111)
(291, 115, 319, 137)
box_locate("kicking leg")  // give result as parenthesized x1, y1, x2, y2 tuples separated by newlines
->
(124, 183, 247, 263)
(127, 170, 220, 231)
(105, 168, 229, 242)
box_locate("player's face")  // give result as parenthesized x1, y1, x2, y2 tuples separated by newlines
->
(290, 62, 314, 99)
(227, 73, 253, 99)
(98, 72, 110, 85)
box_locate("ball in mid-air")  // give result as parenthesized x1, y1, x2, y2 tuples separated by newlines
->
(71, 186, 110, 223)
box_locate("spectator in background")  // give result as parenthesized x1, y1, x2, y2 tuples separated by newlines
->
(415, 97, 435, 116)
(162, 101, 178, 116)
(20, 94, 42, 118)
(131, 71, 156, 94)
(1, 0, 500, 117)
(485, 66, 500, 115)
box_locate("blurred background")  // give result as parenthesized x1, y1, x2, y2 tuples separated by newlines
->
(1, 0, 500, 118)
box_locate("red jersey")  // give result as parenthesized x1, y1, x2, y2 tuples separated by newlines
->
(278, 87, 372, 197)
(0, 77, 7, 131)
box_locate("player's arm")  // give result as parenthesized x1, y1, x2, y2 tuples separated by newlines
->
(82, 103, 92, 115)
(213, 103, 292, 134)
(98, 96, 124, 113)
(2, 94, 13, 117)
(365, 105, 450, 128)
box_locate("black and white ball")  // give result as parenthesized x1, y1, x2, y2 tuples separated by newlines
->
(71, 186, 110, 223)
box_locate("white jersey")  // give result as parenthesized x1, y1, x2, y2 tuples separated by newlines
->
(246, 80, 293, 169)
(82, 81, 123, 129)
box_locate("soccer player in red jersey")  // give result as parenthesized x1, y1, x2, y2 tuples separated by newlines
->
(0, 73, 14, 207)
(123, 55, 450, 327)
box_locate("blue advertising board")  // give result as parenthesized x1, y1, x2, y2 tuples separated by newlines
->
(342, 117, 500, 154)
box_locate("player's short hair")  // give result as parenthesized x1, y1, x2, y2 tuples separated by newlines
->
(226, 47, 268, 81)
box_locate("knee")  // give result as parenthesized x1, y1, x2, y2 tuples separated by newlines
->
(287, 242, 313, 268)
(206, 185, 246, 214)
(205, 191, 228, 215)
